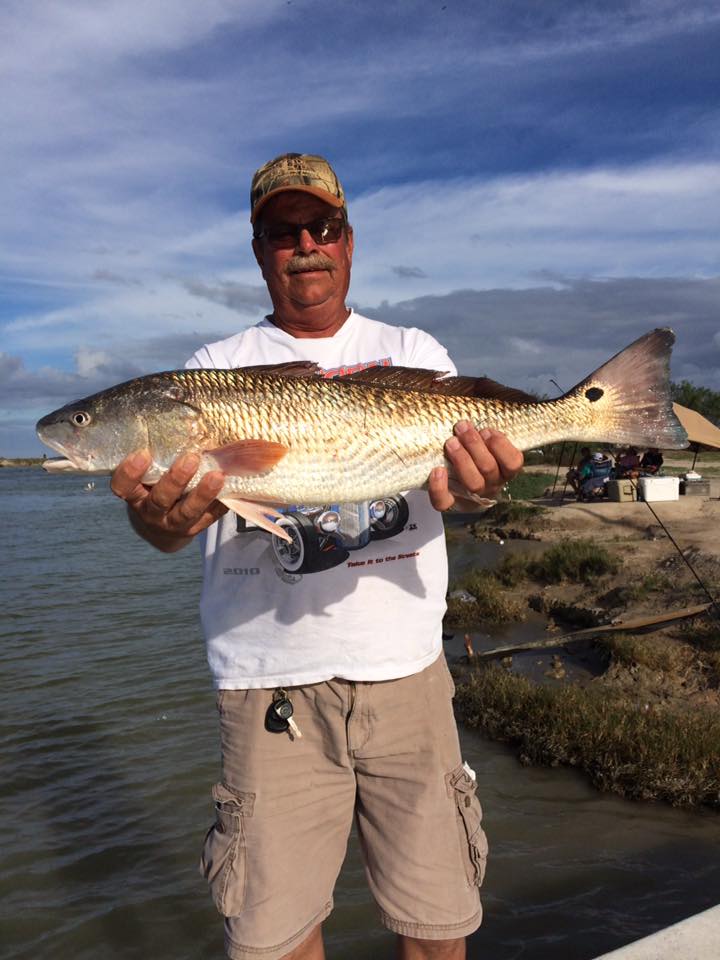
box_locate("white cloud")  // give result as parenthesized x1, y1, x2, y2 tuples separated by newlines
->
(350, 161, 720, 302)
(75, 347, 115, 378)
(4, 160, 719, 367)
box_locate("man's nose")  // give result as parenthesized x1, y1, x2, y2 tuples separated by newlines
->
(296, 228, 317, 253)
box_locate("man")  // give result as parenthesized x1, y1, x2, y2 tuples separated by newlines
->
(616, 446, 641, 479)
(566, 446, 592, 495)
(640, 447, 663, 475)
(111, 154, 523, 960)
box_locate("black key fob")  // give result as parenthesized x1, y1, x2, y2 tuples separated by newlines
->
(265, 701, 289, 733)
(273, 697, 294, 721)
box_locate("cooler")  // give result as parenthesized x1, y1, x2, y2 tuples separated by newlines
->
(607, 479, 636, 502)
(639, 476, 680, 502)
(681, 480, 711, 497)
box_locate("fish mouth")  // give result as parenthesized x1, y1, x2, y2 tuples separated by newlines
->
(36, 424, 93, 471)
(42, 457, 106, 475)
(36, 424, 70, 459)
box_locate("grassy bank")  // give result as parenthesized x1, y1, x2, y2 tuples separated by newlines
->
(454, 663, 720, 807)
(446, 539, 621, 628)
(448, 516, 720, 806)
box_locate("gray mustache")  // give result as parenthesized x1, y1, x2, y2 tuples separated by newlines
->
(286, 253, 336, 274)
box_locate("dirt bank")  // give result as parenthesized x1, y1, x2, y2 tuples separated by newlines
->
(539, 492, 720, 554)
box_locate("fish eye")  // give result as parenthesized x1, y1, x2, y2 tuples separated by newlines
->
(71, 411, 92, 427)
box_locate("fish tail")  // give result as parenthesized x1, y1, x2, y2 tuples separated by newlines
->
(561, 328, 688, 449)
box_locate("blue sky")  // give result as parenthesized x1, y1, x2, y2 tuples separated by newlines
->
(2, 0, 720, 455)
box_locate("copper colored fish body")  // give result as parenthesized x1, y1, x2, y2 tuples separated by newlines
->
(37, 329, 688, 521)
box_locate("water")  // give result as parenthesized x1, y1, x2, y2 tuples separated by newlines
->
(2, 468, 719, 960)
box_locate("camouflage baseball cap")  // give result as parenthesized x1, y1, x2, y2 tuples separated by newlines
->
(250, 152, 346, 224)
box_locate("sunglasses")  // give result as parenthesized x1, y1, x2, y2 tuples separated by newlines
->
(254, 216, 346, 249)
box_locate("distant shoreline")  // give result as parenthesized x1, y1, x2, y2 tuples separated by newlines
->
(0, 458, 47, 468)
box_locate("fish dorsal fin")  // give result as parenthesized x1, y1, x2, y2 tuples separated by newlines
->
(205, 439, 288, 475)
(339, 365, 538, 402)
(338, 366, 450, 390)
(440, 376, 539, 403)
(240, 361, 322, 378)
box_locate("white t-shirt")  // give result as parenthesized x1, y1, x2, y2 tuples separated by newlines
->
(186, 310, 457, 689)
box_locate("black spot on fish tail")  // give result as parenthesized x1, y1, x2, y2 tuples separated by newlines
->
(585, 387, 604, 402)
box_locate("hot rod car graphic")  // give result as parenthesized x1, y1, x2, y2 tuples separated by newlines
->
(236, 496, 409, 574)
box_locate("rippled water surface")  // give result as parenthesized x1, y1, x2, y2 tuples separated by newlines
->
(2, 468, 719, 959)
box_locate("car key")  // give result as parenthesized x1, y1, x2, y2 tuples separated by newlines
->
(271, 690, 303, 740)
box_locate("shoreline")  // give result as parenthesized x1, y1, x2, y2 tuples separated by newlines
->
(446, 488, 720, 807)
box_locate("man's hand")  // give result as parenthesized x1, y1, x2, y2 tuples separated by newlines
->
(111, 450, 228, 553)
(428, 422, 524, 511)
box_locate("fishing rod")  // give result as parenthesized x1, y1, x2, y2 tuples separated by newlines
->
(629, 477, 720, 620)
(548, 378, 574, 502)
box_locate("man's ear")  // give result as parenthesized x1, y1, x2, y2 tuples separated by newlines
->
(345, 224, 354, 262)
(252, 237, 265, 274)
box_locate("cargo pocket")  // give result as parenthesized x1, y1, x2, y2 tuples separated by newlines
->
(200, 782, 255, 916)
(447, 763, 488, 887)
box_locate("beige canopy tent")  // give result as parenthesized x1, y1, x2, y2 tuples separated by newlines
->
(672, 403, 720, 468)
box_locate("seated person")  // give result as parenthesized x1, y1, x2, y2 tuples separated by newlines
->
(580, 451, 614, 499)
(640, 447, 663, 474)
(616, 446, 641, 479)
(566, 447, 592, 494)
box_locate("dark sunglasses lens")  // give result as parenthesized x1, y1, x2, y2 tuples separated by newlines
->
(265, 218, 343, 248)
(265, 227, 297, 248)
(310, 219, 343, 244)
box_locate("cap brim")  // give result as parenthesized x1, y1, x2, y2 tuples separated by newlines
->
(251, 186, 345, 223)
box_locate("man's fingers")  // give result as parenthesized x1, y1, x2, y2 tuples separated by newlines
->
(445, 422, 501, 494)
(110, 450, 152, 502)
(142, 453, 200, 518)
(483, 430, 524, 482)
(435, 424, 524, 508)
(172, 471, 225, 526)
(184, 500, 230, 537)
(428, 466, 456, 511)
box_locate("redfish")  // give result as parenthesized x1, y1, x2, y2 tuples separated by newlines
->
(37, 328, 687, 537)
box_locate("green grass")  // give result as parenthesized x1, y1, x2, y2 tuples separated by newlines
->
(526, 539, 620, 583)
(504, 472, 555, 500)
(493, 553, 532, 587)
(446, 569, 525, 626)
(599, 632, 695, 674)
(483, 501, 547, 525)
(454, 665, 720, 807)
(679, 616, 720, 684)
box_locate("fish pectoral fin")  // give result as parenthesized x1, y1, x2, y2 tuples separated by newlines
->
(205, 439, 288, 475)
(218, 498, 293, 542)
(446, 478, 496, 512)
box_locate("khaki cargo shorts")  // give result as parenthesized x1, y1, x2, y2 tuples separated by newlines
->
(200, 654, 487, 960)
